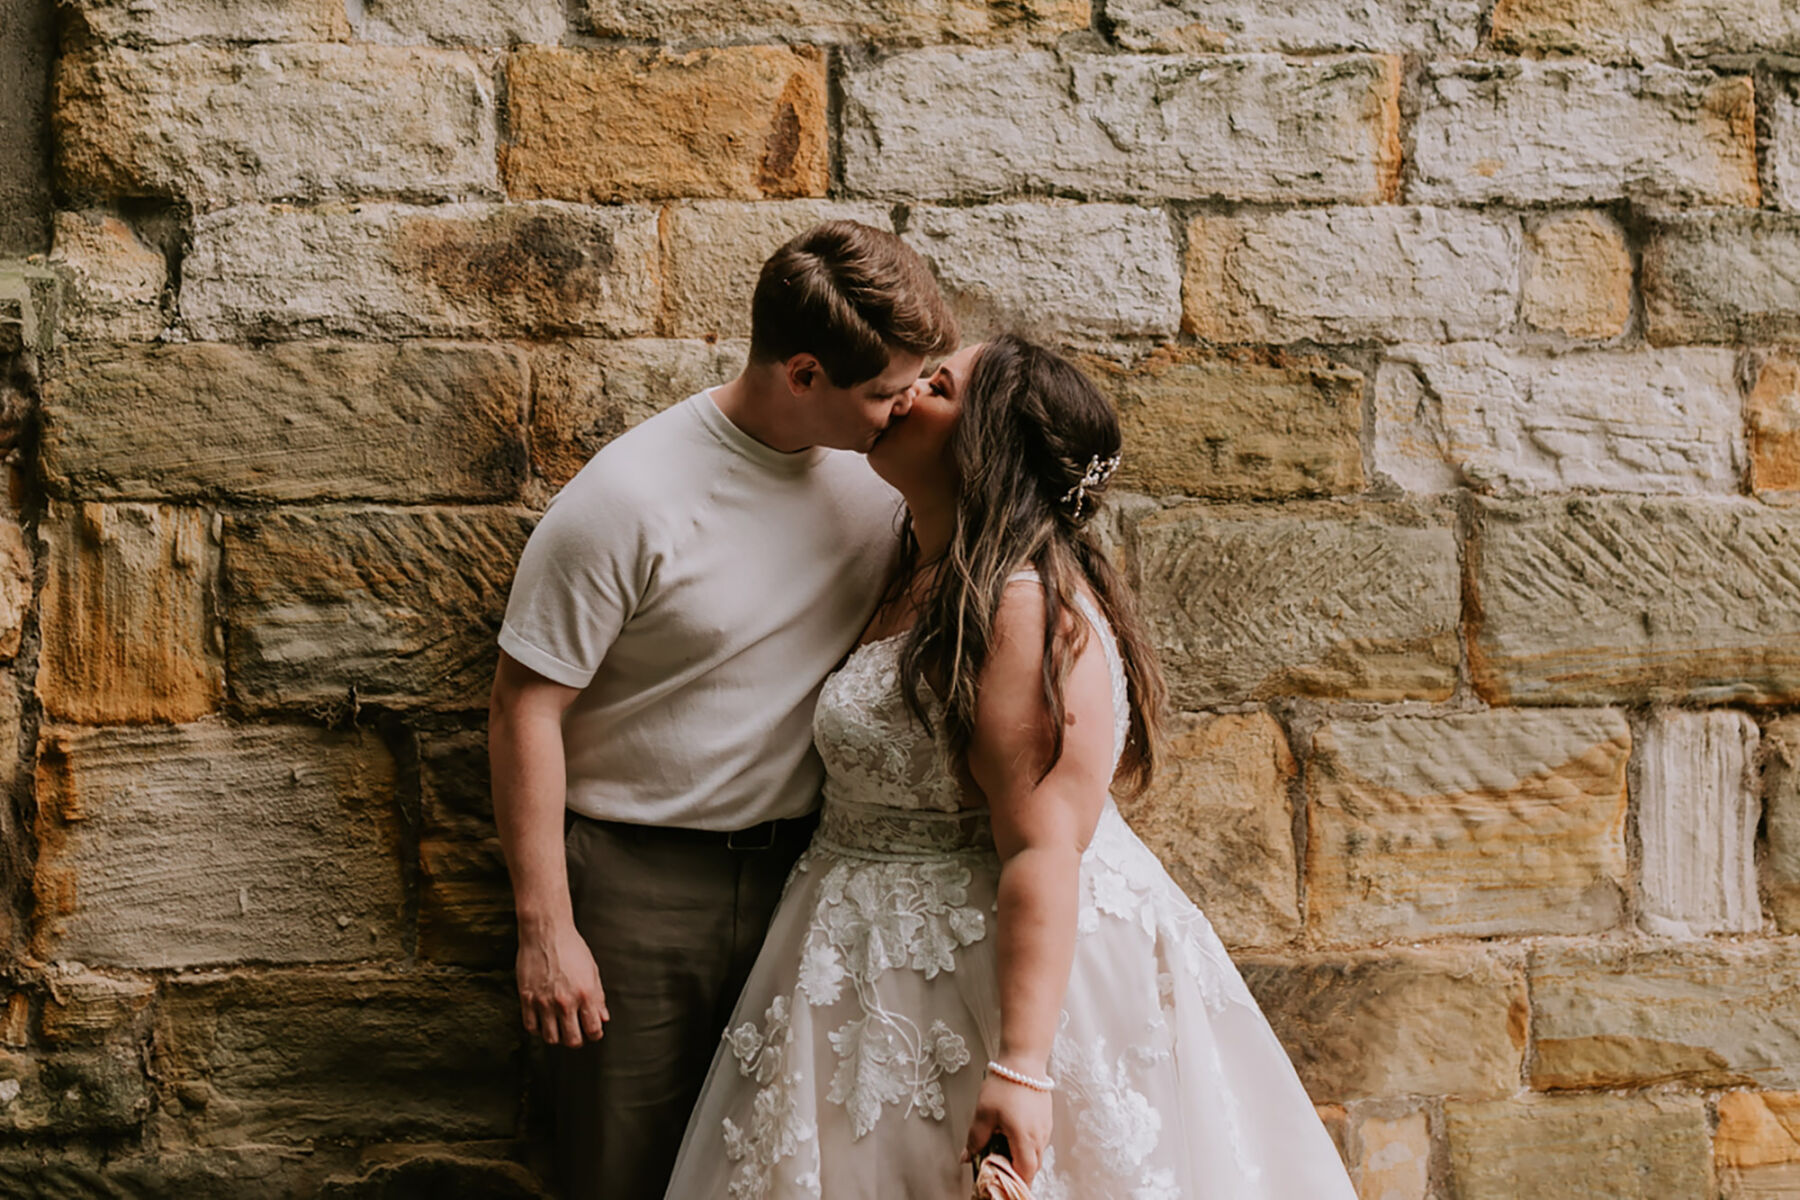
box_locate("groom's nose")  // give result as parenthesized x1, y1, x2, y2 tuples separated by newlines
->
(891, 384, 918, 419)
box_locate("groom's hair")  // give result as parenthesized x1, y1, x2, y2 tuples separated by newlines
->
(748, 221, 958, 387)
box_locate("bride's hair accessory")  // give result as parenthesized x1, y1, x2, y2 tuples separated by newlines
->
(1059, 452, 1121, 520)
(985, 1060, 1055, 1092)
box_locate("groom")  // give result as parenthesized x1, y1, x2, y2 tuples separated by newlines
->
(489, 220, 959, 1199)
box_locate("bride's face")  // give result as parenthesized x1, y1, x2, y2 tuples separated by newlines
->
(867, 342, 983, 498)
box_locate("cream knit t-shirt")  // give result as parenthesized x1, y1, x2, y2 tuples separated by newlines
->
(498, 390, 901, 831)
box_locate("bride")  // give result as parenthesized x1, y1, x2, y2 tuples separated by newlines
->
(664, 335, 1358, 1199)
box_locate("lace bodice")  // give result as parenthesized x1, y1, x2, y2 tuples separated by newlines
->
(813, 579, 1131, 824)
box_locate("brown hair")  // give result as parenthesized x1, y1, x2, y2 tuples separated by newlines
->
(748, 220, 959, 387)
(890, 333, 1167, 797)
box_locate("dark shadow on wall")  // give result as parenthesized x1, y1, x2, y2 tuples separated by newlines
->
(0, 0, 54, 256)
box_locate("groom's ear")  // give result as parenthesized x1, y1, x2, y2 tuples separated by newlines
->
(783, 353, 824, 396)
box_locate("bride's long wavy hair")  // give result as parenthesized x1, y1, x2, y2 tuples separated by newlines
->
(889, 333, 1167, 797)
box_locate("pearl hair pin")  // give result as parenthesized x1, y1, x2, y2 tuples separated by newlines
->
(986, 1060, 1056, 1092)
(1060, 453, 1122, 520)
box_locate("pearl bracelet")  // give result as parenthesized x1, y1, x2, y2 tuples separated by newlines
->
(986, 1060, 1055, 1092)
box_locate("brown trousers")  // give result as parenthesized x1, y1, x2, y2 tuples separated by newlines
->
(552, 814, 813, 1200)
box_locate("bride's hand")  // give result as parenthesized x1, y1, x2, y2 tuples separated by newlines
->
(963, 1070, 1054, 1184)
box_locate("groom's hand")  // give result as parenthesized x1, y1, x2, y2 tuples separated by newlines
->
(517, 920, 610, 1048)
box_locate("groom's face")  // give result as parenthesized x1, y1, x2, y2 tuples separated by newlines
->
(787, 351, 927, 453)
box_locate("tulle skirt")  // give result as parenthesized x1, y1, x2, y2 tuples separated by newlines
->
(665, 801, 1358, 1200)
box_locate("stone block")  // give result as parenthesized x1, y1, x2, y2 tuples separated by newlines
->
(32, 722, 403, 969)
(1490, 0, 1800, 64)
(660, 200, 893, 340)
(1750, 355, 1800, 494)
(0, 1046, 150, 1135)
(1238, 946, 1526, 1101)
(62, 0, 349, 43)
(504, 46, 827, 203)
(0, 518, 27, 662)
(1760, 715, 1800, 931)
(1352, 1108, 1432, 1200)
(1521, 210, 1632, 339)
(1132, 501, 1460, 707)
(1530, 940, 1800, 1090)
(1306, 709, 1630, 942)
(1106, 0, 1481, 53)
(38, 969, 154, 1045)
(418, 730, 513, 967)
(153, 969, 521, 1142)
(55, 44, 499, 206)
(843, 49, 1402, 203)
(584, 0, 1087, 43)
(1444, 1094, 1710, 1200)
(44, 341, 528, 503)
(1636, 709, 1761, 936)
(47, 210, 166, 341)
(907, 203, 1180, 342)
(1183, 207, 1520, 344)
(530, 339, 746, 488)
(1373, 344, 1743, 496)
(224, 506, 535, 713)
(1769, 80, 1800, 214)
(1717, 1091, 1800, 1200)
(1467, 497, 1800, 705)
(1114, 711, 1300, 948)
(1412, 62, 1759, 207)
(1080, 347, 1364, 499)
(1644, 211, 1800, 346)
(36, 502, 221, 724)
(182, 202, 660, 341)
(350, 0, 566, 44)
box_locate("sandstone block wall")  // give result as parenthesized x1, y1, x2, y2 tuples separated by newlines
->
(1, 0, 1798, 1194)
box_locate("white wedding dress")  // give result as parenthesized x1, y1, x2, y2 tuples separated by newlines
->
(665, 586, 1359, 1199)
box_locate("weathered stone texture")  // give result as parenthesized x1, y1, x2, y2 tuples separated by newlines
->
(1530, 941, 1800, 1090)
(0, 1146, 330, 1200)
(1107, 0, 1480, 53)
(182, 202, 660, 341)
(55, 44, 499, 207)
(504, 46, 828, 203)
(1132, 502, 1460, 707)
(224, 506, 534, 713)
(350, 0, 566, 44)
(1306, 709, 1630, 943)
(37, 970, 154, 1045)
(1114, 712, 1299, 948)
(0, 518, 27, 662)
(418, 731, 513, 967)
(1354, 1109, 1432, 1200)
(1750, 355, 1800, 494)
(1468, 497, 1800, 706)
(62, 0, 350, 44)
(906, 203, 1180, 341)
(44, 342, 528, 503)
(1644, 211, 1800, 346)
(660, 200, 891, 340)
(1521, 210, 1631, 339)
(843, 50, 1402, 203)
(1081, 347, 1364, 499)
(1770, 81, 1800, 215)
(32, 723, 401, 969)
(531, 339, 746, 488)
(37, 503, 221, 724)
(1636, 709, 1761, 936)
(1183, 207, 1520, 344)
(1239, 946, 1526, 1101)
(47, 211, 165, 341)
(1445, 1094, 1711, 1200)
(1717, 1091, 1800, 1199)
(1412, 63, 1759, 207)
(1373, 344, 1743, 496)
(1490, 0, 1800, 63)
(0, 1046, 150, 1135)
(1763, 716, 1800, 932)
(153, 970, 521, 1141)
(585, 0, 1087, 42)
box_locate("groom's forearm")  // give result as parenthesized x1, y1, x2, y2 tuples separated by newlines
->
(489, 660, 580, 931)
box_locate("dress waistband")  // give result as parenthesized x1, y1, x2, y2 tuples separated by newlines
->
(812, 797, 994, 862)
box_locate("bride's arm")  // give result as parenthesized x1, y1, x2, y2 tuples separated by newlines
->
(962, 581, 1118, 1183)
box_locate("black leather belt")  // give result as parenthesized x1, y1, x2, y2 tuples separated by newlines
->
(577, 812, 816, 852)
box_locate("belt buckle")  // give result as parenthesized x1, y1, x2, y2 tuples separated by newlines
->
(725, 821, 778, 852)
